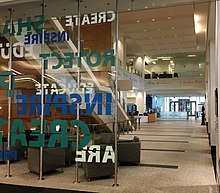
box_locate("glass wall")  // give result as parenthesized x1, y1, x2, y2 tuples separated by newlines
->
(0, 0, 209, 189)
(0, 0, 123, 184)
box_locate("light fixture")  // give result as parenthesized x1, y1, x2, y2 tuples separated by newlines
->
(168, 17, 171, 20)
(145, 6, 148, 9)
(194, 14, 202, 33)
(187, 54, 196, 57)
(171, 27, 175, 30)
(137, 20, 140, 23)
(11, 69, 22, 75)
(152, 18, 155, 22)
(144, 29, 147, 32)
(108, 72, 116, 77)
(157, 28, 160, 31)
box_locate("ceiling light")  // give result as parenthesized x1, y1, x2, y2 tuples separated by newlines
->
(194, 14, 200, 22)
(144, 29, 147, 32)
(187, 54, 196, 57)
(152, 18, 155, 22)
(145, 6, 148, 9)
(137, 20, 140, 23)
(157, 28, 160, 31)
(128, 8, 131, 11)
(194, 14, 203, 34)
(168, 17, 171, 20)
(171, 27, 175, 30)
(157, 56, 172, 60)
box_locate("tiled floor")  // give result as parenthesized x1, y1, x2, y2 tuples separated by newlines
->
(0, 119, 217, 193)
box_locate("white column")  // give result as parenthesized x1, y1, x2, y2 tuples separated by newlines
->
(136, 92, 144, 114)
(209, 40, 216, 146)
(216, 0, 220, 183)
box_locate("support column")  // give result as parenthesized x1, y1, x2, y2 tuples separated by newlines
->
(209, 40, 216, 147)
(216, 0, 220, 183)
(136, 92, 144, 114)
(6, 8, 14, 178)
(39, 0, 46, 181)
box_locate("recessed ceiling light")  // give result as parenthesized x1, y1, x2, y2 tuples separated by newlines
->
(187, 54, 196, 57)
(157, 28, 160, 31)
(152, 18, 156, 22)
(137, 20, 140, 23)
(144, 29, 147, 32)
(168, 17, 171, 20)
(171, 27, 175, 30)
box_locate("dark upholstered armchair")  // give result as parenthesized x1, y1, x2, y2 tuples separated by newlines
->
(82, 133, 115, 181)
(28, 147, 65, 173)
(118, 139, 141, 165)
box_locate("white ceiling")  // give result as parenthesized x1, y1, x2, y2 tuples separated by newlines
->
(119, 2, 209, 56)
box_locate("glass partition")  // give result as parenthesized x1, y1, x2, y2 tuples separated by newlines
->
(0, 0, 121, 186)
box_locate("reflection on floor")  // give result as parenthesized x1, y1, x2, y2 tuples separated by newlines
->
(0, 119, 217, 193)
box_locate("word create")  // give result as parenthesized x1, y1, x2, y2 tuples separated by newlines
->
(0, 119, 90, 148)
(39, 49, 114, 70)
(65, 11, 115, 26)
(76, 145, 115, 163)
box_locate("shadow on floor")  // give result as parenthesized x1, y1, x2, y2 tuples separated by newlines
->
(0, 183, 97, 193)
